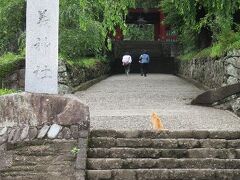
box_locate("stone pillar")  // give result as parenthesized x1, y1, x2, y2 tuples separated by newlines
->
(25, 0, 59, 94)
(159, 11, 166, 41)
(114, 26, 124, 41)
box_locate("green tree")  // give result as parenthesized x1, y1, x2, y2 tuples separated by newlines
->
(0, 0, 136, 58)
(0, 0, 25, 55)
(161, 0, 240, 54)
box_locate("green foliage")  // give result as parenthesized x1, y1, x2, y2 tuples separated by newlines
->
(178, 51, 198, 61)
(0, 52, 24, 79)
(71, 147, 80, 156)
(125, 24, 154, 41)
(0, 0, 135, 58)
(135, 0, 160, 8)
(179, 29, 240, 60)
(0, 88, 16, 96)
(66, 57, 107, 69)
(60, 21, 105, 59)
(0, 0, 25, 55)
(60, 0, 135, 59)
(161, 0, 240, 54)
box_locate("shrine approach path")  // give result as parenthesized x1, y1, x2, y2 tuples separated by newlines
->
(75, 74, 240, 130)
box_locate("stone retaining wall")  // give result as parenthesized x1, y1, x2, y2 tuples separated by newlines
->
(178, 50, 240, 88)
(0, 93, 90, 180)
(1, 59, 111, 94)
(178, 51, 240, 88)
(177, 50, 240, 116)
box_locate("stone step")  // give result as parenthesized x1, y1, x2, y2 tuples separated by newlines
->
(89, 137, 240, 149)
(0, 164, 75, 177)
(86, 169, 240, 180)
(87, 158, 240, 170)
(88, 148, 239, 159)
(0, 165, 35, 173)
(1, 163, 74, 173)
(90, 130, 240, 140)
(12, 154, 75, 166)
(0, 172, 75, 180)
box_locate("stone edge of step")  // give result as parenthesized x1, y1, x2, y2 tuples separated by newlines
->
(90, 130, 240, 139)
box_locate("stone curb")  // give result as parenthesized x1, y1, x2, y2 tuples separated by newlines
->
(73, 74, 110, 92)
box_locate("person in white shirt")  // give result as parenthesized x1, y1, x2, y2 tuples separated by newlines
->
(122, 52, 132, 76)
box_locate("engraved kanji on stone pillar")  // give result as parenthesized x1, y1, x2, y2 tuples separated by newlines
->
(25, 0, 59, 94)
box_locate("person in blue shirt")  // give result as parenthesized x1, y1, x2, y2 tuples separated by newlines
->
(139, 50, 150, 77)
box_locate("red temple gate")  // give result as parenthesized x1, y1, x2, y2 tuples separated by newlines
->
(114, 8, 177, 42)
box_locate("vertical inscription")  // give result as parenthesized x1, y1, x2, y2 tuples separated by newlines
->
(25, 0, 59, 94)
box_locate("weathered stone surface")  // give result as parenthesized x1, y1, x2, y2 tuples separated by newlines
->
(47, 124, 62, 139)
(28, 127, 38, 140)
(76, 170, 86, 180)
(70, 125, 79, 139)
(227, 64, 238, 77)
(87, 170, 112, 180)
(88, 159, 123, 170)
(8, 128, 16, 142)
(0, 140, 78, 179)
(177, 139, 200, 148)
(113, 170, 137, 180)
(226, 57, 240, 68)
(232, 97, 240, 116)
(79, 130, 89, 138)
(76, 144, 88, 170)
(0, 92, 89, 127)
(0, 143, 6, 150)
(227, 76, 239, 85)
(77, 148, 87, 159)
(90, 137, 116, 148)
(0, 133, 8, 145)
(0, 151, 13, 171)
(19, 69, 25, 79)
(58, 60, 67, 73)
(191, 83, 240, 105)
(62, 127, 71, 139)
(0, 127, 7, 136)
(20, 126, 29, 140)
(57, 96, 90, 125)
(12, 128, 22, 143)
(79, 138, 88, 148)
(58, 83, 72, 94)
(200, 139, 227, 148)
(57, 130, 63, 139)
(137, 169, 169, 180)
(209, 131, 240, 139)
(76, 158, 87, 170)
(227, 50, 240, 57)
(37, 125, 50, 139)
(192, 131, 209, 139)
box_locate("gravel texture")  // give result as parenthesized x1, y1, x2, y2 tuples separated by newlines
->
(75, 74, 240, 130)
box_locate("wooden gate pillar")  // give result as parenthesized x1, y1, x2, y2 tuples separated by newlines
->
(114, 26, 124, 41)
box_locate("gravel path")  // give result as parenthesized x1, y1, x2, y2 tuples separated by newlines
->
(75, 74, 240, 130)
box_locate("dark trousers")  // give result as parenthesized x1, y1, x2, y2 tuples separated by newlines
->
(124, 64, 131, 75)
(141, 63, 148, 76)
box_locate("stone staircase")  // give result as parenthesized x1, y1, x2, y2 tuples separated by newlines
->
(86, 130, 240, 180)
